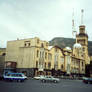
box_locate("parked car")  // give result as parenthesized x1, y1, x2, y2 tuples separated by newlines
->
(34, 75, 45, 80)
(41, 76, 60, 83)
(83, 77, 92, 84)
(3, 72, 27, 82)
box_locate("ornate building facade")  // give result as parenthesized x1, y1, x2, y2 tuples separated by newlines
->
(5, 27, 90, 77)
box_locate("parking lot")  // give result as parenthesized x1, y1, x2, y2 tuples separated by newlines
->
(0, 79, 92, 92)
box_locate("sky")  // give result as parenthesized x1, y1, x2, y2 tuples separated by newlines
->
(0, 0, 92, 47)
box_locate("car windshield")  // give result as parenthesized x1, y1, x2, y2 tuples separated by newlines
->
(38, 75, 44, 77)
(46, 76, 53, 78)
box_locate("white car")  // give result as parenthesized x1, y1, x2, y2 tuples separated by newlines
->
(34, 75, 45, 80)
(41, 76, 60, 83)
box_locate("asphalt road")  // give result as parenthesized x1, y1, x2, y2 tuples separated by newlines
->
(0, 79, 92, 92)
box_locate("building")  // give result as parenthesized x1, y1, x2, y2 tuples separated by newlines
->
(85, 56, 92, 77)
(5, 35, 88, 77)
(48, 46, 65, 76)
(0, 48, 6, 56)
(0, 48, 6, 78)
(5, 37, 49, 77)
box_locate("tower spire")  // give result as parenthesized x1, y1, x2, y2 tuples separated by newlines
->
(81, 9, 84, 25)
(79, 9, 86, 34)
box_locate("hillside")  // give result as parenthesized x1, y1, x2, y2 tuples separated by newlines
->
(49, 37, 92, 56)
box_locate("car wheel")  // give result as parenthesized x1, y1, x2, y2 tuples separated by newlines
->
(85, 81, 88, 84)
(42, 80, 46, 83)
(10, 79, 13, 82)
(17, 79, 21, 82)
(88, 81, 90, 84)
(54, 80, 57, 83)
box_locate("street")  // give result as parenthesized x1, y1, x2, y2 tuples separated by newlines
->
(0, 79, 92, 92)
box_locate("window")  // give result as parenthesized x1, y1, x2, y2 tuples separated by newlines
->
(55, 48, 58, 52)
(46, 42, 48, 47)
(45, 52, 47, 59)
(37, 39, 39, 44)
(83, 47, 85, 52)
(44, 62, 46, 68)
(61, 65, 63, 69)
(48, 62, 51, 69)
(82, 68, 84, 71)
(41, 43, 44, 47)
(24, 41, 30, 47)
(2, 53, 6, 56)
(82, 62, 83, 67)
(37, 50, 39, 58)
(28, 43, 30, 46)
(61, 57, 64, 63)
(36, 61, 38, 68)
(25, 43, 26, 46)
(40, 51, 44, 58)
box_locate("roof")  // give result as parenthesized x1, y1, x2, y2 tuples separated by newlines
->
(48, 46, 53, 50)
(7, 72, 24, 75)
(73, 43, 82, 48)
(76, 33, 88, 38)
(65, 47, 71, 50)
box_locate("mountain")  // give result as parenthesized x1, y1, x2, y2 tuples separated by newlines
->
(49, 37, 92, 56)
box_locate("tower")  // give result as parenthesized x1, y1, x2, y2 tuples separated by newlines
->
(76, 9, 89, 64)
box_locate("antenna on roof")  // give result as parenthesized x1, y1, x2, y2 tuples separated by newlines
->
(17, 38, 19, 40)
(72, 8, 77, 38)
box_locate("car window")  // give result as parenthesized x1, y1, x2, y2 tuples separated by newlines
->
(48, 77, 51, 78)
(7, 74, 11, 76)
(12, 74, 15, 76)
(18, 74, 22, 77)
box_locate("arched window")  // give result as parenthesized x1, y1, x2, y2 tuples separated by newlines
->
(28, 43, 30, 46)
(36, 61, 38, 68)
(44, 62, 46, 68)
(61, 65, 63, 69)
(41, 43, 44, 47)
(45, 52, 47, 59)
(82, 62, 83, 67)
(48, 62, 51, 69)
(2, 53, 6, 56)
(37, 39, 39, 44)
(37, 50, 39, 58)
(24, 43, 26, 46)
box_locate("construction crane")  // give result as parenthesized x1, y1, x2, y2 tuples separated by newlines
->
(72, 9, 77, 38)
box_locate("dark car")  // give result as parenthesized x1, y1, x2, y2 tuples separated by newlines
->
(83, 77, 92, 84)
